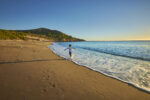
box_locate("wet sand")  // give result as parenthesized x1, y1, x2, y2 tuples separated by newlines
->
(0, 40, 150, 100)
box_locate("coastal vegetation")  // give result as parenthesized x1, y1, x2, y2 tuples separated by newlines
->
(0, 28, 84, 41)
(0, 29, 26, 40)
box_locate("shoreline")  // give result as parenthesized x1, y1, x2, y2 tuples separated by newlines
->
(0, 40, 150, 100)
(49, 44, 150, 94)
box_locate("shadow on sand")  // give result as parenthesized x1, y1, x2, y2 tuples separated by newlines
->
(0, 59, 65, 64)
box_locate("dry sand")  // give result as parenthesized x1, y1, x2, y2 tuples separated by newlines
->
(0, 40, 150, 100)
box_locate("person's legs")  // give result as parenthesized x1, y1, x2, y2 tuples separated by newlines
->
(69, 52, 72, 60)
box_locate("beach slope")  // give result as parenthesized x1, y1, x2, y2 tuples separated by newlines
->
(0, 40, 150, 100)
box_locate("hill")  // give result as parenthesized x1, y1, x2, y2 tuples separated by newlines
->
(17, 28, 84, 41)
(0, 28, 85, 41)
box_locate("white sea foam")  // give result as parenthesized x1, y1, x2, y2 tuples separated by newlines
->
(48, 41, 150, 93)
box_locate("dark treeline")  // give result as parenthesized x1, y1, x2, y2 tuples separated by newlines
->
(0, 28, 84, 41)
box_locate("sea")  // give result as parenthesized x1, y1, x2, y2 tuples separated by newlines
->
(48, 41, 150, 93)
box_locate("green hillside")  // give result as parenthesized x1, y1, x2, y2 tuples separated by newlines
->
(17, 28, 84, 41)
(0, 29, 26, 40)
(0, 28, 84, 41)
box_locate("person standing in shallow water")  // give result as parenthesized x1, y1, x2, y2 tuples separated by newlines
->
(64, 44, 75, 60)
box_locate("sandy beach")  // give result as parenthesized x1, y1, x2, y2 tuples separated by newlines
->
(0, 40, 150, 100)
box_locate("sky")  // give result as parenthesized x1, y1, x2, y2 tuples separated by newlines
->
(0, 0, 150, 41)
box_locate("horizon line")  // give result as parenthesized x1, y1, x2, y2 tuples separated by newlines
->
(85, 39, 150, 41)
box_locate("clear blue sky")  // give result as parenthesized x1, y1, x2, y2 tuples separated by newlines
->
(0, 0, 150, 40)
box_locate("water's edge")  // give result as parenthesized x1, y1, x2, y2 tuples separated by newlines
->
(47, 44, 150, 94)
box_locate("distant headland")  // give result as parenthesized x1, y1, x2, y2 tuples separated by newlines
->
(0, 28, 85, 42)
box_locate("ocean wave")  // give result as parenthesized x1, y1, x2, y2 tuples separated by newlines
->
(79, 47, 150, 61)
(48, 42, 150, 93)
